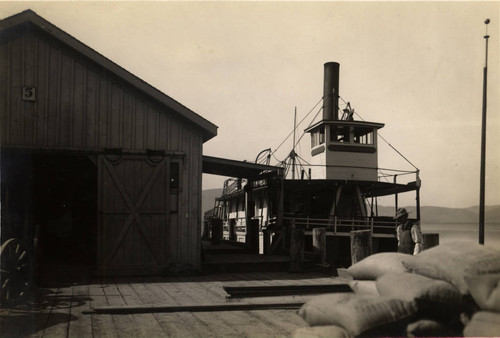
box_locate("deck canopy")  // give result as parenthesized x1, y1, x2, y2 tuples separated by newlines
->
(203, 156, 283, 180)
(284, 179, 419, 197)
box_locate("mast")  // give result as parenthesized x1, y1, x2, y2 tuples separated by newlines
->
(479, 18, 490, 245)
(292, 107, 297, 179)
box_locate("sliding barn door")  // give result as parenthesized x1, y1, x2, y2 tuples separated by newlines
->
(97, 154, 172, 275)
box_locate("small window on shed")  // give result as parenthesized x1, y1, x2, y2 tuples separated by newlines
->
(170, 162, 180, 189)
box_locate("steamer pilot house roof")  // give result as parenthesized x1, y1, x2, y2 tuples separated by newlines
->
(0, 10, 218, 142)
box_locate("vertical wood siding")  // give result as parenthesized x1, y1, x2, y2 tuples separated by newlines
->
(0, 32, 203, 154)
(1, 31, 205, 271)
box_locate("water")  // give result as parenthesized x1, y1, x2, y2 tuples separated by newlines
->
(421, 222, 500, 248)
(236, 223, 500, 253)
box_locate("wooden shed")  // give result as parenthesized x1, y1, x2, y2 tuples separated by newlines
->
(0, 10, 217, 276)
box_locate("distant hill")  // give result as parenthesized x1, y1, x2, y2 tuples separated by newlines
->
(337, 205, 499, 224)
(202, 189, 499, 224)
(485, 206, 500, 221)
(464, 205, 500, 222)
(202, 188, 223, 215)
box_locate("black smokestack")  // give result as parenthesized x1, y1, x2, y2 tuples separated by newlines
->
(323, 62, 340, 121)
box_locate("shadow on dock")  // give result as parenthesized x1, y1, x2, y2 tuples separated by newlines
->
(201, 240, 320, 274)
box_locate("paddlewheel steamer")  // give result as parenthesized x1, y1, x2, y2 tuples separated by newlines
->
(207, 62, 421, 266)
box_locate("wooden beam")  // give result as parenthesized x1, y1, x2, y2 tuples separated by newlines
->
(350, 229, 372, 264)
(83, 302, 305, 315)
(223, 284, 352, 299)
(289, 227, 304, 272)
(312, 228, 327, 266)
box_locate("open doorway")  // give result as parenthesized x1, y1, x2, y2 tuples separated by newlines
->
(33, 154, 97, 270)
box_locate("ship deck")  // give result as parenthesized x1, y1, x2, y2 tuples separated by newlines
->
(0, 270, 349, 337)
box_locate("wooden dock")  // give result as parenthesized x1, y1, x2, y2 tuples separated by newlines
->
(0, 271, 350, 337)
(201, 240, 320, 273)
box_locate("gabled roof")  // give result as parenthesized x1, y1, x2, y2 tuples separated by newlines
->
(0, 10, 218, 142)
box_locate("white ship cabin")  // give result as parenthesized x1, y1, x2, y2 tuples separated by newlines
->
(306, 119, 384, 181)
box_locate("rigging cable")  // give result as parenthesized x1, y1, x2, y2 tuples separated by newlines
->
(280, 104, 322, 175)
(295, 156, 311, 179)
(291, 104, 323, 150)
(271, 97, 322, 157)
(339, 96, 419, 171)
(271, 94, 419, 174)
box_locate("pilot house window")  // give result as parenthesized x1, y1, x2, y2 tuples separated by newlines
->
(353, 127, 374, 145)
(330, 126, 350, 143)
(311, 127, 325, 147)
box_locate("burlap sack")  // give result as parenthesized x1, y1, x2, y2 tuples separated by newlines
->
(348, 280, 379, 296)
(346, 252, 409, 280)
(465, 273, 500, 312)
(402, 241, 500, 294)
(293, 325, 351, 338)
(376, 272, 462, 304)
(406, 319, 459, 337)
(298, 293, 417, 336)
(376, 272, 463, 323)
(463, 311, 500, 337)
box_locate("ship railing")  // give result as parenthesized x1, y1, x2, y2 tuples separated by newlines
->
(279, 215, 396, 235)
(220, 216, 247, 241)
(252, 179, 269, 189)
(221, 177, 273, 197)
(288, 164, 420, 187)
(222, 178, 243, 196)
(376, 167, 421, 187)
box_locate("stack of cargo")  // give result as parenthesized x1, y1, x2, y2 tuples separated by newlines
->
(295, 242, 500, 337)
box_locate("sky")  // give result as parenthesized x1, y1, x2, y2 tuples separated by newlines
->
(1, 1, 499, 208)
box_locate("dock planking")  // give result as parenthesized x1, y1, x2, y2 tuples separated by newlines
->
(112, 278, 169, 337)
(0, 271, 342, 337)
(152, 276, 241, 336)
(68, 284, 93, 338)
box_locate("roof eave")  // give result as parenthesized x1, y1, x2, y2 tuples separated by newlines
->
(304, 119, 385, 133)
(0, 10, 218, 143)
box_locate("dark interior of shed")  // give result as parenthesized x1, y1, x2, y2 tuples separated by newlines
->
(2, 151, 98, 285)
(33, 154, 98, 268)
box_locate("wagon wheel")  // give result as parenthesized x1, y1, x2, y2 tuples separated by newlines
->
(0, 238, 32, 304)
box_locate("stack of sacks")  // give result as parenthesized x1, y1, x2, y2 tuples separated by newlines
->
(296, 293, 417, 337)
(462, 274, 500, 336)
(376, 272, 464, 336)
(295, 242, 500, 337)
(295, 253, 418, 337)
(402, 242, 500, 336)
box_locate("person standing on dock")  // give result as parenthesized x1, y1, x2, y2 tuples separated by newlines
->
(395, 208, 423, 255)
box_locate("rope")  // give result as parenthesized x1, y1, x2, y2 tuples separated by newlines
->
(295, 156, 311, 179)
(377, 134, 419, 171)
(296, 154, 311, 166)
(272, 152, 283, 165)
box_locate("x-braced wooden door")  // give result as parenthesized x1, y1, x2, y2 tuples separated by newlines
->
(97, 154, 171, 275)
